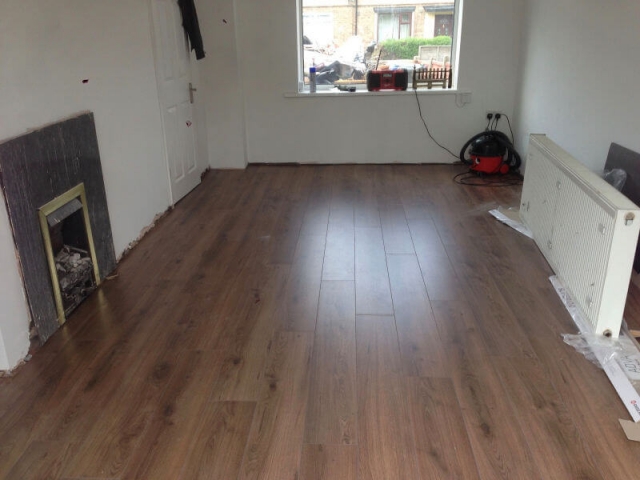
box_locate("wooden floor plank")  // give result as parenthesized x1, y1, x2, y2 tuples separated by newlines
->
(407, 217, 449, 260)
(405, 376, 481, 480)
(356, 315, 420, 480)
(549, 357, 640, 479)
(180, 401, 256, 480)
(121, 350, 222, 480)
(304, 281, 357, 445)
(211, 266, 290, 402)
(322, 223, 355, 281)
(4, 441, 74, 480)
(373, 166, 402, 206)
(473, 231, 640, 478)
(238, 332, 314, 480)
(445, 243, 538, 359)
(353, 166, 381, 228)
(407, 216, 466, 302)
(269, 202, 306, 266)
(379, 205, 415, 254)
(0, 339, 112, 477)
(38, 285, 189, 452)
(492, 356, 603, 480)
(278, 235, 326, 332)
(432, 298, 541, 480)
(436, 214, 497, 247)
(354, 227, 393, 315)
(354, 202, 381, 228)
(299, 168, 331, 237)
(431, 299, 488, 357)
(463, 224, 634, 478)
(299, 444, 357, 480)
(387, 254, 447, 378)
(3, 165, 640, 479)
(299, 203, 330, 237)
(450, 350, 541, 480)
(328, 203, 354, 227)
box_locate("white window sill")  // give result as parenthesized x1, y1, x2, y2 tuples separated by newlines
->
(284, 89, 471, 99)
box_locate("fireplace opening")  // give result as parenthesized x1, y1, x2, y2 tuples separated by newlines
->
(39, 183, 101, 325)
(51, 206, 95, 314)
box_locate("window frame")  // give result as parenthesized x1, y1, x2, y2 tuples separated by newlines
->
(296, 0, 463, 94)
(399, 12, 412, 38)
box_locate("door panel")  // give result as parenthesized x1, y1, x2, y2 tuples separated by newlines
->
(179, 100, 197, 175)
(151, 0, 201, 204)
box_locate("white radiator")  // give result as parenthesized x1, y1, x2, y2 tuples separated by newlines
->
(520, 134, 640, 338)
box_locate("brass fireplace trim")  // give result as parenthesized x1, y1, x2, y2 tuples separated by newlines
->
(38, 183, 100, 325)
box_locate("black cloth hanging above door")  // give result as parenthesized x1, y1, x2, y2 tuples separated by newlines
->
(178, 0, 206, 60)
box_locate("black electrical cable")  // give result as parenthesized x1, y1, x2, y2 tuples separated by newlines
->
(502, 113, 515, 144)
(414, 89, 458, 159)
(453, 171, 523, 187)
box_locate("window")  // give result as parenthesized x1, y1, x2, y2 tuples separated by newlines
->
(424, 4, 456, 38)
(376, 8, 414, 42)
(299, 1, 459, 91)
(434, 14, 453, 37)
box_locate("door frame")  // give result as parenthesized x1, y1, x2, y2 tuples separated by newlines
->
(147, 0, 206, 205)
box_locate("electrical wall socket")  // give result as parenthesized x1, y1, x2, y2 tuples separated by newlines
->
(456, 92, 472, 105)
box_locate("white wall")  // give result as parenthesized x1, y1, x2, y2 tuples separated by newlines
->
(197, 0, 248, 168)
(515, 0, 640, 172)
(0, 0, 179, 369)
(0, 201, 30, 369)
(201, 0, 524, 166)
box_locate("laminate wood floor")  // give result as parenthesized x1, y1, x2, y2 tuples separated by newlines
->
(2, 164, 640, 479)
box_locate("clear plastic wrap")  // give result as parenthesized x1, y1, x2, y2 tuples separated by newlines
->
(614, 327, 640, 392)
(562, 332, 622, 369)
(603, 168, 627, 191)
(552, 275, 640, 423)
(488, 206, 533, 239)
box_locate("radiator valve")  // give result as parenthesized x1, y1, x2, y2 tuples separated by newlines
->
(625, 212, 635, 226)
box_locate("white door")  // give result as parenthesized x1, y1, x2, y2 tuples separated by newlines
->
(151, 0, 201, 204)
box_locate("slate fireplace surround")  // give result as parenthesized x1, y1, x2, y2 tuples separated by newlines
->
(0, 112, 116, 344)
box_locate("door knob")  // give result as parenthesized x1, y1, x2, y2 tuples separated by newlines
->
(189, 83, 197, 104)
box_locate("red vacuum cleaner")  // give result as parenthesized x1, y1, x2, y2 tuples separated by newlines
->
(459, 130, 521, 174)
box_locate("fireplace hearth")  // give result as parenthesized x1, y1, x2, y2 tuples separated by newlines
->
(0, 113, 116, 344)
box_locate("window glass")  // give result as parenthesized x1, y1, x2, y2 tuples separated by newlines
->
(378, 14, 397, 42)
(434, 14, 453, 36)
(300, 1, 457, 90)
